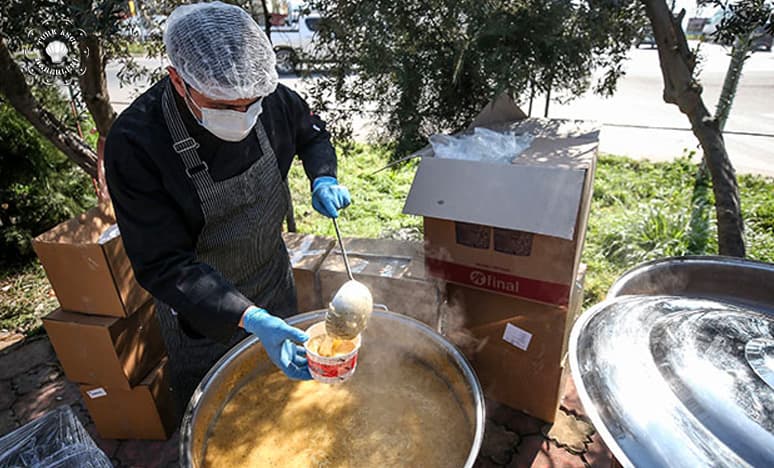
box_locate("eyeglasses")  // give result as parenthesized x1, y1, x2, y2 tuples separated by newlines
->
(184, 82, 263, 113)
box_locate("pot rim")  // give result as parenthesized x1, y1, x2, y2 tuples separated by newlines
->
(179, 308, 486, 468)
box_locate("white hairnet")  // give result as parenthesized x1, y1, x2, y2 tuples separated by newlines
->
(164, 1, 278, 101)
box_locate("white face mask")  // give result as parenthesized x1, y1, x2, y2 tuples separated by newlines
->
(185, 85, 263, 142)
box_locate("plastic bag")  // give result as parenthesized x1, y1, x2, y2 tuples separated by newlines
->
(0, 406, 112, 468)
(429, 127, 534, 163)
(97, 224, 120, 245)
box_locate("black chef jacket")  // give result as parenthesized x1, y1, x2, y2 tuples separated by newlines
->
(104, 77, 336, 343)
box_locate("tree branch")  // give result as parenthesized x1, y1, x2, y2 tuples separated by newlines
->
(642, 0, 745, 257)
(0, 39, 98, 178)
(78, 34, 116, 136)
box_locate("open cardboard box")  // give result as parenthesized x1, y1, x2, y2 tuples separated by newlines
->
(33, 207, 151, 317)
(80, 357, 176, 440)
(403, 94, 598, 307)
(43, 301, 166, 390)
(318, 238, 442, 328)
(282, 232, 334, 312)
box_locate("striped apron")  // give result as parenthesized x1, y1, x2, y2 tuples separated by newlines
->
(157, 81, 298, 417)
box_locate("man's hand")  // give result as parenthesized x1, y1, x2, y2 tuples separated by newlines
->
(311, 176, 351, 218)
(240, 306, 312, 380)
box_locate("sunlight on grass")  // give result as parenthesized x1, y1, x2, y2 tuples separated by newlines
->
(2, 149, 772, 335)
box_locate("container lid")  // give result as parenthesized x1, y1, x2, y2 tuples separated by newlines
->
(570, 295, 774, 467)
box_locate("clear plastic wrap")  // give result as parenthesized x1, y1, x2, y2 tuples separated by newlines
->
(97, 224, 120, 245)
(429, 127, 534, 163)
(0, 406, 112, 468)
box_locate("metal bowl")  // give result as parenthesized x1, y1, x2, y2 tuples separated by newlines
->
(607, 256, 774, 307)
(570, 256, 774, 467)
(180, 308, 485, 467)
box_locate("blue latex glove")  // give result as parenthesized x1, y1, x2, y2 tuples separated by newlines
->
(312, 176, 351, 218)
(241, 306, 312, 380)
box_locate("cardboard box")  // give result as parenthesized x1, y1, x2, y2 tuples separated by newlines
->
(80, 357, 176, 440)
(319, 238, 442, 328)
(282, 232, 334, 312)
(443, 266, 586, 422)
(32, 207, 151, 317)
(43, 301, 166, 390)
(403, 94, 598, 307)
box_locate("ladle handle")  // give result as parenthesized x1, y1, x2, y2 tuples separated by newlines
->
(332, 217, 354, 281)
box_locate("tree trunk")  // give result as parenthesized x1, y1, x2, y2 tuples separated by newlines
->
(77, 34, 117, 136)
(642, 1, 745, 257)
(692, 30, 751, 246)
(715, 31, 751, 132)
(262, 0, 272, 40)
(0, 39, 98, 178)
(543, 78, 552, 118)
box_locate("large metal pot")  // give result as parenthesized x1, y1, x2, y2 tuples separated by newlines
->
(570, 256, 774, 467)
(180, 308, 485, 467)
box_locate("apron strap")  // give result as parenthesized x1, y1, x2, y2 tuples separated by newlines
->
(161, 80, 278, 217)
(254, 119, 274, 162)
(161, 81, 219, 214)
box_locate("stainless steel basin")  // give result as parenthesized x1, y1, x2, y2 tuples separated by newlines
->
(570, 256, 774, 467)
(180, 308, 485, 467)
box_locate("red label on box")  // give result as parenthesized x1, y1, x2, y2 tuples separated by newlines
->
(426, 258, 570, 306)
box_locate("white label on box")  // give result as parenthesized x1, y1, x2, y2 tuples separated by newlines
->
(87, 388, 108, 399)
(502, 323, 532, 351)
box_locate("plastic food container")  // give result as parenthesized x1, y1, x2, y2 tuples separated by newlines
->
(304, 321, 362, 383)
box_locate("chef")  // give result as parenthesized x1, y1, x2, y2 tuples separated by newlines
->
(104, 1, 350, 416)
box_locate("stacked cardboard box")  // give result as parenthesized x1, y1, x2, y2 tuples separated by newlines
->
(442, 267, 586, 422)
(403, 94, 599, 422)
(34, 207, 175, 440)
(282, 232, 335, 312)
(318, 238, 442, 328)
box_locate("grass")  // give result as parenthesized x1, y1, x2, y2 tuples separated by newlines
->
(287, 144, 423, 239)
(126, 42, 148, 56)
(582, 155, 774, 306)
(0, 262, 58, 335)
(2, 148, 773, 336)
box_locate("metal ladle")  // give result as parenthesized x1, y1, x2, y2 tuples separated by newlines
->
(325, 217, 373, 339)
(332, 217, 353, 280)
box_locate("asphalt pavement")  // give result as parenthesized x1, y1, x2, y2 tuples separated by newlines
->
(106, 42, 773, 176)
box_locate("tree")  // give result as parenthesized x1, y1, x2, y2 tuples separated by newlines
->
(642, 0, 771, 257)
(689, 1, 771, 257)
(2, 0, 300, 231)
(0, 0, 176, 179)
(703, 0, 772, 131)
(0, 39, 98, 177)
(305, 0, 646, 157)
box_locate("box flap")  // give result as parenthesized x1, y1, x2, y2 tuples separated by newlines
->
(320, 238, 423, 279)
(467, 93, 527, 130)
(43, 308, 118, 327)
(282, 233, 334, 271)
(34, 207, 115, 245)
(403, 157, 586, 240)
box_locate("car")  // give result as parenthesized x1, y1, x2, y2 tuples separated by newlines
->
(118, 14, 167, 42)
(702, 10, 726, 39)
(270, 12, 323, 74)
(636, 27, 656, 48)
(751, 26, 772, 52)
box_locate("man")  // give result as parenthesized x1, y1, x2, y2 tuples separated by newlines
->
(105, 2, 350, 416)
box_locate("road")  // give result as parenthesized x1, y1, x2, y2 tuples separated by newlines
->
(548, 43, 774, 177)
(107, 42, 774, 176)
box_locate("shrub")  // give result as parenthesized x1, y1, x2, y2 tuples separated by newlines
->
(0, 100, 96, 265)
